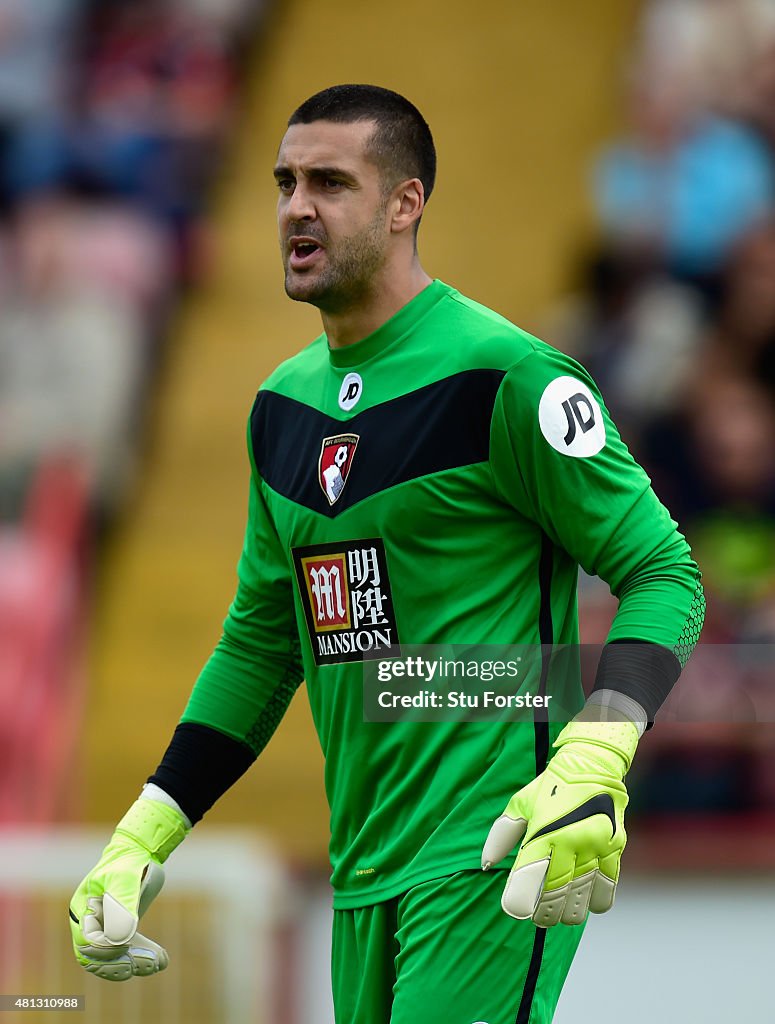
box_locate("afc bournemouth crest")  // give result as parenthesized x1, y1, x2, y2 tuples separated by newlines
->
(292, 538, 401, 665)
(319, 433, 359, 506)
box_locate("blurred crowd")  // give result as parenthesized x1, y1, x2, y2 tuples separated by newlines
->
(555, 0, 775, 813)
(0, 0, 268, 827)
(0, 0, 266, 523)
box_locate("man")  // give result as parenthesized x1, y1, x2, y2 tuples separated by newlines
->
(70, 85, 704, 1023)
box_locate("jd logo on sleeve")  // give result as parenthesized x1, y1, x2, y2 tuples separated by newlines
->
(538, 376, 606, 458)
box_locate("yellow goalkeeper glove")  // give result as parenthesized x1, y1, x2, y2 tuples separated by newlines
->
(69, 798, 189, 981)
(482, 718, 639, 927)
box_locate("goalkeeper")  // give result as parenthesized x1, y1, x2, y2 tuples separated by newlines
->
(70, 85, 704, 1023)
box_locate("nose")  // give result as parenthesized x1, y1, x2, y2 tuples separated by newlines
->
(284, 181, 315, 222)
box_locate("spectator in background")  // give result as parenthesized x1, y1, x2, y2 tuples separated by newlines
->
(0, 0, 80, 120)
(593, 0, 775, 291)
(5, 0, 240, 280)
(737, 40, 775, 148)
(642, 373, 775, 642)
(79, 0, 236, 233)
(0, 191, 173, 520)
(636, 218, 775, 642)
(544, 245, 705, 445)
(0, 0, 84, 207)
(0, 0, 264, 530)
(593, 63, 775, 288)
(700, 219, 775, 401)
(638, 0, 775, 116)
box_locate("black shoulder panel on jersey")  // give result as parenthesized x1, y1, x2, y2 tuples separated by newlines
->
(251, 369, 506, 517)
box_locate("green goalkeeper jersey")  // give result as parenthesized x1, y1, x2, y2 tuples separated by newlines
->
(181, 279, 703, 908)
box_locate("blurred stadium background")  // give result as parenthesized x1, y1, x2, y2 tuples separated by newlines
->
(1, 0, 774, 1020)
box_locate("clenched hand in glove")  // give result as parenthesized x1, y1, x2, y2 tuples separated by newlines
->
(482, 718, 639, 928)
(70, 798, 189, 981)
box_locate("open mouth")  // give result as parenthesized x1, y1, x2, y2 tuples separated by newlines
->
(289, 239, 323, 269)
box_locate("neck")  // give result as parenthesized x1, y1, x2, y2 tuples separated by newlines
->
(322, 261, 433, 349)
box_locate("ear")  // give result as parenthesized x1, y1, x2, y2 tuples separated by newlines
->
(389, 178, 425, 235)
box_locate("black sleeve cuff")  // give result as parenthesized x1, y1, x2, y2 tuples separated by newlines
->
(593, 639, 682, 725)
(147, 722, 257, 824)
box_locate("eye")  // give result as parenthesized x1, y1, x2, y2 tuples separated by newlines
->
(276, 178, 295, 194)
(324, 178, 344, 191)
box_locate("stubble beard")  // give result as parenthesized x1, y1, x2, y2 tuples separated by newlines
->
(283, 203, 389, 313)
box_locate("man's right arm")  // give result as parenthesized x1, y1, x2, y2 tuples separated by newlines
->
(148, 466, 304, 823)
(70, 437, 303, 979)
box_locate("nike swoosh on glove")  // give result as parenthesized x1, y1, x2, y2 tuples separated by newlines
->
(69, 799, 189, 981)
(482, 719, 639, 927)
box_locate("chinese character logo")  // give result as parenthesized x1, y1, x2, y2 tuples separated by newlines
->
(318, 434, 359, 506)
(347, 547, 387, 629)
(293, 538, 400, 665)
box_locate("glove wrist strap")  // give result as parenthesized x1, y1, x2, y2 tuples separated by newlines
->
(554, 719, 639, 772)
(114, 798, 189, 863)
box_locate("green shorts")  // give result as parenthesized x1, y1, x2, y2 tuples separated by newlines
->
(331, 869, 585, 1024)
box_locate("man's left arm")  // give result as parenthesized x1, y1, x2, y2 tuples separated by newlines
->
(484, 345, 704, 926)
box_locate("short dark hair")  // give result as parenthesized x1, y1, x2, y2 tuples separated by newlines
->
(288, 84, 436, 205)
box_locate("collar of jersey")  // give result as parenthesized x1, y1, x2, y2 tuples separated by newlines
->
(326, 279, 449, 368)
